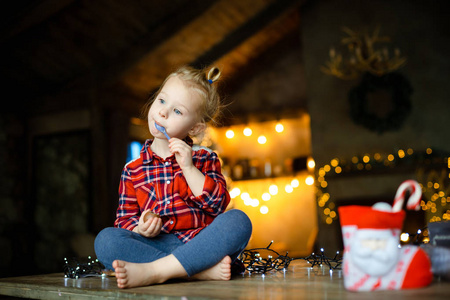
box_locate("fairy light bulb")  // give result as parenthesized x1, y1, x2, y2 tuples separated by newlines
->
(275, 123, 284, 133)
(226, 129, 234, 139)
(241, 192, 250, 201)
(262, 192, 271, 201)
(230, 187, 241, 198)
(243, 127, 252, 136)
(400, 233, 409, 242)
(269, 184, 278, 195)
(285, 184, 294, 193)
(260, 205, 269, 214)
(258, 135, 267, 144)
(330, 158, 339, 167)
(291, 179, 299, 188)
(305, 175, 315, 186)
(307, 158, 315, 170)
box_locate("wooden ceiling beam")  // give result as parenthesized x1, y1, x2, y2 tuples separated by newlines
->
(191, 0, 303, 69)
(116, 0, 283, 99)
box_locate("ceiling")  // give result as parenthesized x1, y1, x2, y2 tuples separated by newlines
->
(1, 0, 306, 120)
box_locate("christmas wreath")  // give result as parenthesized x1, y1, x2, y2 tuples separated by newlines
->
(348, 72, 413, 134)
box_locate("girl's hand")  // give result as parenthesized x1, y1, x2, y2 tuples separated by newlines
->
(169, 138, 194, 171)
(133, 210, 162, 238)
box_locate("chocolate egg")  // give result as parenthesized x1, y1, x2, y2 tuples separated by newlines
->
(142, 210, 160, 222)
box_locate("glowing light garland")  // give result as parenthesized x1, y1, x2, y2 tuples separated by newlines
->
(238, 241, 342, 275)
(316, 148, 450, 225)
(63, 257, 106, 279)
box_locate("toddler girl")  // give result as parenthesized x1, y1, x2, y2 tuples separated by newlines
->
(94, 65, 252, 288)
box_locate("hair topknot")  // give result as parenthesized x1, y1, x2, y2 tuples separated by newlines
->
(207, 67, 221, 84)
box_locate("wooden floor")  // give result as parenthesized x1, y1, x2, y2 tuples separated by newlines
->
(0, 261, 448, 300)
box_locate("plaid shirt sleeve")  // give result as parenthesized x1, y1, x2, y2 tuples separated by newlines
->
(114, 159, 141, 231)
(185, 149, 230, 216)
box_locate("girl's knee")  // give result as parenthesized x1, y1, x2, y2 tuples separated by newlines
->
(223, 209, 252, 236)
(94, 227, 117, 254)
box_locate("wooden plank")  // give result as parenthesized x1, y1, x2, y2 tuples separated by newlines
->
(0, 261, 449, 300)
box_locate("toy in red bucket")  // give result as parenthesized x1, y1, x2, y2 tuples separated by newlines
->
(338, 180, 433, 291)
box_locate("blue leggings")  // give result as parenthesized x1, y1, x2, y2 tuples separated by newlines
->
(94, 209, 252, 276)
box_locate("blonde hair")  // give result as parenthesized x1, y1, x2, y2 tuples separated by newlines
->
(142, 65, 224, 127)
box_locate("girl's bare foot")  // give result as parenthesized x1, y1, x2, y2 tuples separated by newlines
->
(192, 256, 232, 281)
(113, 260, 161, 288)
(112, 255, 232, 289)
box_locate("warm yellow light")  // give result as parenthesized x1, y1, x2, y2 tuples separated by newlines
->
(240, 192, 250, 201)
(330, 158, 339, 167)
(262, 192, 271, 201)
(285, 184, 294, 193)
(260, 205, 269, 214)
(230, 187, 241, 198)
(352, 156, 359, 164)
(426, 148, 433, 154)
(243, 127, 252, 136)
(251, 199, 260, 207)
(398, 149, 405, 158)
(291, 179, 299, 188)
(324, 165, 331, 172)
(305, 175, 315, 186)
(407, 148, 414, 155)
(335, 166, 342, 174)
(374, 153, 381, 160)
(307, 158, 315, 169)
(388, 154, 395, 161)
(269, 184, 278, 195)
(244, 197, 252, 206)
(363, 155, 370, 163)
(275, 123, 284, 133)
(226, 129, 234, 139)
(258, 135, 267, 144)
(400, 233, 410, 242)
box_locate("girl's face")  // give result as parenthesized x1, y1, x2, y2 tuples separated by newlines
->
(148, 76, 205, 140)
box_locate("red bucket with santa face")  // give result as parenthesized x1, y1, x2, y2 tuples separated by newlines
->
(338, 180, 433, 291)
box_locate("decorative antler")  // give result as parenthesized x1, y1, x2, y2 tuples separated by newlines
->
(321, 26, 407, 80)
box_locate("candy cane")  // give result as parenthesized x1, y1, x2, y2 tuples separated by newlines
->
(392, 180, 422, 212)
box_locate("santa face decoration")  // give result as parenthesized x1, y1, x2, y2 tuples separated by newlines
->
(338, 180, 433, 291)
(350, 229, 400, 277)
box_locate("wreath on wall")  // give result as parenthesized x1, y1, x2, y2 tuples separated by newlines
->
(348, 72, 413, 134)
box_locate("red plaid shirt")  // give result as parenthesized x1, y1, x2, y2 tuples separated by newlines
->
(114, 139, 230, 243)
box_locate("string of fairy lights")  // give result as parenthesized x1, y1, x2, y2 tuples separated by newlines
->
(316, 147, 450, 225)
(63, 243, 343, 278)
(238, 241, 342, 275)
(214, 121, 450, 225)
(206, 119, 316, 216)
(228, 174, 314, 215)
